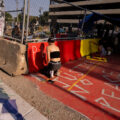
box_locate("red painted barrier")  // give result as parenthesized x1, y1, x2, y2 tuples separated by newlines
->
(74, 40, 81, 59)
(27, 40, 81, 73)
(27, 42, 48, 73)
(57, 40, 81, 63)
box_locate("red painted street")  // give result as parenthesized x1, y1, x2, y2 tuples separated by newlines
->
(25, 55, 120, 120)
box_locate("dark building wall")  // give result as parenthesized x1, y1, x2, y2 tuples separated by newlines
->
(49, 0, 120, 33)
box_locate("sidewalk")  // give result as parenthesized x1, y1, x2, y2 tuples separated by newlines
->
(0, 79, 48, 120)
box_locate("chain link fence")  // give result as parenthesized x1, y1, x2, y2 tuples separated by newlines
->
(4, 0, 24, 42)
(4, 0, 50, 44)
(26, 0, 50, 42)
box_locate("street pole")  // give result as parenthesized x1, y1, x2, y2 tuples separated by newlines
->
(26, 0, 30, 43)
(21, 0, 26, 44)
(39, 7, 43, 25)
(16, 0, 18, 23)
(81, 9, 87, 32)
(14, 0, 18, 23)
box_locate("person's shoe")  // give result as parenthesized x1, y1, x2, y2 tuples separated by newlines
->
(48, 80, 54, 84)
(54, 72, 60, 76)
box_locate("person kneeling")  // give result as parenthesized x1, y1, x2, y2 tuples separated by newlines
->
(46, 38, 61, 78)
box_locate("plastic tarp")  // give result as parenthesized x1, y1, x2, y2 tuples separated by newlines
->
(80, 38, 100, 57)
(79, 13, 120, 33)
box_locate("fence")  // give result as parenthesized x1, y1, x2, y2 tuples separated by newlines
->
(4, 0, 24, 42)
(4, 0, 50, 44)
(25, 0, 50, 43)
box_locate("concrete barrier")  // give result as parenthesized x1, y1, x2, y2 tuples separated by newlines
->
(0, 38, 28, 76)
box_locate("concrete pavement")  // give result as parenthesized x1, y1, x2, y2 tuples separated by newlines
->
(0, 78, 48, 120)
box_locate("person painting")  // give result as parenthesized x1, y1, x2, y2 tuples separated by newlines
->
(46, 37, 61, 78)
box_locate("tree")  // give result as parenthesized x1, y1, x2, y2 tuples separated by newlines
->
(39, 11, 49, 26)
(29, 16, 38, 25)
(5, 12, 12, 21)
(43, 12, 49, 25)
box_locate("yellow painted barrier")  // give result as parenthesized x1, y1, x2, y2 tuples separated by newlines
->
(80, 38, 100, 57)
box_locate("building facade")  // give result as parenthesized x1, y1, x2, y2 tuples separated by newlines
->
(49, 0, 120, 35)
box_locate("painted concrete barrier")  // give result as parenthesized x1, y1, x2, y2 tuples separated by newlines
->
(28, 40, 81, 73)
(0, 38, 28, 76)
(80, 38, 100, 57)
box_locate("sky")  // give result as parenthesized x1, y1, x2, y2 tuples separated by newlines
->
(4, 0, 50, 17)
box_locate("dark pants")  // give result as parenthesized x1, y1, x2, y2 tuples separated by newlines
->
(40, 61, 61, 78)
(47, 61, 61, 77)
(48, 61, 61, 71)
